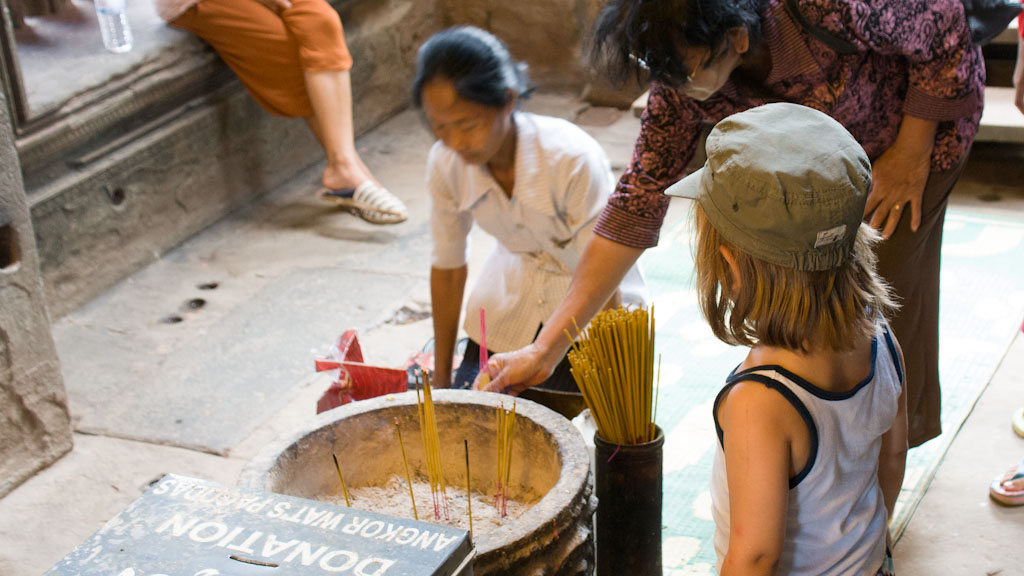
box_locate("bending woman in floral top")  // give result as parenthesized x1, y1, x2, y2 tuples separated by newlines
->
(482, 0, 984, 449)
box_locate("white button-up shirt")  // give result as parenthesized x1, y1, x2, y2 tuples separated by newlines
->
(429, 112, 647, 353)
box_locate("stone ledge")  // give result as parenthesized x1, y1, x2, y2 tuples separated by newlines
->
(978, 86, 1024, 144)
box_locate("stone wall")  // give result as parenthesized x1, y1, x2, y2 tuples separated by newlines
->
(440, 0, 645, 107)
(441, 0, 586, 91)
(0, 92, 72, 499)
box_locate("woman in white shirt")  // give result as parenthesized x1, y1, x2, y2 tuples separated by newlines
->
(412, 26, 646, 407)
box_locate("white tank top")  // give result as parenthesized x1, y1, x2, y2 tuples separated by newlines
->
(710, 320, 903, 575)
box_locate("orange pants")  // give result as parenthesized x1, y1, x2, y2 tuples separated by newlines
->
(171, 0, 353, 117)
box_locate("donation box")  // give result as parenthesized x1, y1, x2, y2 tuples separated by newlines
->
(44, 474, 474, 576)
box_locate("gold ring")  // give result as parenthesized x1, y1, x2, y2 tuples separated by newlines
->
(892, 205, 901, 211)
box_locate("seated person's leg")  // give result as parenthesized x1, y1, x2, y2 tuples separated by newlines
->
(172, 0, 405, 221)
(282, 0, 406, 219)
(278, 0, 352, 73)
(170, 0, 312, 117)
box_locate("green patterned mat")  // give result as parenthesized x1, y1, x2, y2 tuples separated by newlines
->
(642, 209, 1024, 574)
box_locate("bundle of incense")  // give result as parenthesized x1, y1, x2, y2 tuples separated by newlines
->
(416, 370, 449, 520)
(478, 307, 490, 388)
(494, 400, 516, 516)
(394, 419, 418, 520)
(566, 305, 660, 445)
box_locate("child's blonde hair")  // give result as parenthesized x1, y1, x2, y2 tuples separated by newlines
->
(693, 205, 898, 352)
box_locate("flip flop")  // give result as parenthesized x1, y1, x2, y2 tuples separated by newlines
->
(989, 460, 1024, 506)
(1013, 407, 1024, 439)
(319, 181, 407, 219)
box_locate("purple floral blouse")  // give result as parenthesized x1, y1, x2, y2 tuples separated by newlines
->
(595, 0, 985, 248)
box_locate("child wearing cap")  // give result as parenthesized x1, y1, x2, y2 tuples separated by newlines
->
(667, 103, 909, 575)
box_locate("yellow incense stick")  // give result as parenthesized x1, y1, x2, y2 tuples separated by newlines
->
(495, 404, 504, 512)
(503, 401, 516, 516)
(495, 404, 501, 507)
(395, 419, 418, 520)
(464, 439, 473, 537)
(494, 400, 517, 516)
(332, 453, 350, 507)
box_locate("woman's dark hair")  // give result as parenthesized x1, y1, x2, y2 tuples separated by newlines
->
(412, 26, 531, 109)
(591, 0, 766, 86)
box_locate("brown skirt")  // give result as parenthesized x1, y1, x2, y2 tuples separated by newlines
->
(875, 156, 968, 448)
(171, 0, 353, 117)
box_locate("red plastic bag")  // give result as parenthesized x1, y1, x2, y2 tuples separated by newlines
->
(315, 330, 408, 413)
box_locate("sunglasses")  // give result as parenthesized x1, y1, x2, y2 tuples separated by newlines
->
(631, 46, 713, 87)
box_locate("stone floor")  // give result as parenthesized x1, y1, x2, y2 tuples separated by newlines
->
(1, 93, 1023, 575)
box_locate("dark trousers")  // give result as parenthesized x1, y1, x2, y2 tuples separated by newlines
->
(875, 157, 967, 448)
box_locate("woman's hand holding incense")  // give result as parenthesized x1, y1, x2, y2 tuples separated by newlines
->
(477, 236, 643, 395)
(474, 343, 555, 395)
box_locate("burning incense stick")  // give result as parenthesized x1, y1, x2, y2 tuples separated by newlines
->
(332, 453, 351, 507)
(464, 439, 473, 537)
(566, 305, 658, 445)
(395, 418, 418, 520)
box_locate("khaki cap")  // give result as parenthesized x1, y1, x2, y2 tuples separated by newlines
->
(665, 103, 871, 271)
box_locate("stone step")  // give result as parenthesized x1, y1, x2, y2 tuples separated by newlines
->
(978, 86, 1024, 143)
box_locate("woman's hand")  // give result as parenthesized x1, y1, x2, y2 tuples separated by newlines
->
(474, 343, 556, 395)
(475, 236, 643, 395)
(250, 0, 291, 13)
(864, 115, 937, 239)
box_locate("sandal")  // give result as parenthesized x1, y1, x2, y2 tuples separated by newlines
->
(989, 460, 1024, 506)
(355, 208, 407, 225)
(337, 206, 407, 225)
(320, 181, 408, 220)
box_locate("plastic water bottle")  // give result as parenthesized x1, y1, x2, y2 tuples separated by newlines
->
(94, 0, 133, 53)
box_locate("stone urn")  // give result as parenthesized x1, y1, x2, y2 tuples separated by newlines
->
(238, 390, 596, 575)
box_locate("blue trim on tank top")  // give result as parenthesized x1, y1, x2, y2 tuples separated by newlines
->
(725, 335, 880, 401)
